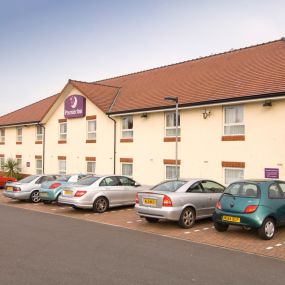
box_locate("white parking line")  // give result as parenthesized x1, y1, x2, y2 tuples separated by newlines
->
(203, 228, 209, 230)
(51, 208, 57, 211)
(136, 219, 142, 222)
(266, 247, 273, 250)
(127, 221, 133, 224)
(194, 229, 200, 232)
(275, 244, 282, 247)
(184, 231, 190, 234)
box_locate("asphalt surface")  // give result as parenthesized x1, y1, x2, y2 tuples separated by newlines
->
(0, 205, 284, 285)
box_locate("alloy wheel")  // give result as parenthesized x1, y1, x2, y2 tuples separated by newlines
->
(31, 191, 40, 203)
(264, 220, 275, 238)
(95, 198, 108, 213)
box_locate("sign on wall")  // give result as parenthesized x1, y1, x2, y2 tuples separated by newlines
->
(64, 95, 86, 119)
(264, 168, 279, 179)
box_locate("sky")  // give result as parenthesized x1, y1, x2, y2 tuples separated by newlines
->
(0, 0, 285, 115)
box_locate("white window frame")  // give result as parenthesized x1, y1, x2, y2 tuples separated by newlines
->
(36, 125, 44, 141)
(223, 105, 245, 136)
(87, 120, 96, 140)
(16, 127, 22, 142)
(121, 163, 133, 177)
(59, 122, 67, 141)
(35, 159, 43, 175)
(121, 116, 133, 138)
(0, 129, 5, 143)
(0, 157, 5, 171)
(58, 159, 66, 175)
(165, 112, 181, 137)
(86, 161, 96, 174)
(16, 158, 22, 173)
(224, 167, 244, 185)
(165, 165, 180, 180)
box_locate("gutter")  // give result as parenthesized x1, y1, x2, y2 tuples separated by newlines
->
(0, 121, 40, 128)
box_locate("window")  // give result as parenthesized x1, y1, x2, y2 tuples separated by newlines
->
(165, 112, 180, 137)
(35, 159, 43, 174)
(268, 184, 283, 199)
(118, 176, 136, 186)
(58, 160, 66, 175)
(87, 120, 96, 139)
(278, 183, 285, 196)
(100, 176, 120, 187)
(187, 182, 204, 193)
(122, 116, 133, 138)
(224, 105, 244, 135)
(16, 158, 22, 173)
(151, 180, 186, 192)
(165, 165, 180, 180)
(59, 122, 67, 141)
(0, 129, 5, 143)
(201, 180, 225, 193)
(0, 157, 4, 171)
(36, 125, 43, 141)
(122, 163, 133, 177)
(16, 127, 22, 142)
(86, 161, 96, 174)
(224, 168, 244, 185)
(224, 183, 259, 198)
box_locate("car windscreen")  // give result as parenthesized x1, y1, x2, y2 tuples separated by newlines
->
(74, 176, 100, 186)
(18, 175, 39, 183)
(224, 182, 260, 198)
(151, 180, 187, 192)
(57, 175, 71, 182)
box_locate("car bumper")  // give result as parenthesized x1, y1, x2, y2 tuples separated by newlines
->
(135, 204, 182, 221)
(3, 191, 31, 200)
(213, 209, 264, 228)
(58, 196, 93, 209)
(39, 190, 57, 201)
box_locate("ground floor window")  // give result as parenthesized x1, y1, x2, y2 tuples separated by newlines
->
(16, 158, 22, 173)
(0, 157, 4, 171)
(224, 168, 244, 185)
(35, 159, 43, 174)
(122, 163, 133, 177)
(58, 160, 66, 175)
(165, 165, 180, 180)
(87, 161, 96, 174)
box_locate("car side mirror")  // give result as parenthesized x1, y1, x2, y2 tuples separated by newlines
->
(135, 182, 141, 187)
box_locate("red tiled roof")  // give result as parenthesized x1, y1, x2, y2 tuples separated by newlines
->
(96, 39, 285, 113)
(68, 80, 119, 113)
(0, 94, 59, 127)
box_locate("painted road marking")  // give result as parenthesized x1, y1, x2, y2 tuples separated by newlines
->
(127, 221, 133, 224)
(194, 230, 200, 232)
(275, 244, 282, 247)
(266, 247, 273, 250)
(184, 231, 190, 234)
(203, 228, 209, 230)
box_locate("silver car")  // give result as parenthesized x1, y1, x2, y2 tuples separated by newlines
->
(58, 175, 144, 212)
(3, 175, 59, 203)
(135, 179, 225, 228)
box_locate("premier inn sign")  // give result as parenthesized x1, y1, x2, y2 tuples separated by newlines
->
(64, 95, 86, 118)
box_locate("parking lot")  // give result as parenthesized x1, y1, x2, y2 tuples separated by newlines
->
(1, 192, 285, 261)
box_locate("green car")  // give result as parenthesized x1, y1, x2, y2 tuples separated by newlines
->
(213, 180, 285, 240)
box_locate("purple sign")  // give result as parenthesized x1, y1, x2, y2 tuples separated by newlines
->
(265, 168, 279, 179)
(64, 95, 86, 118)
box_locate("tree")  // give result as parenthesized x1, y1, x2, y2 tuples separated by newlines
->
(2, 157, 20, 178)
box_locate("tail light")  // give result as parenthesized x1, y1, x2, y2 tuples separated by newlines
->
(49, 183, 61, 189)
(13, 187, 21, 192)
(162, 195, 173, 207)
(135, 193, 139, 204)
(244, 205, 258, 213)
(216, 201, 222, 210)
(74, 190, 87, 197)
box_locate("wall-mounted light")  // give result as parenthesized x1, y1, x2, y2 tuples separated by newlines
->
(263, 100, 272, 107)
(202, 109, 211, 119)
(141, 113, 148, 118)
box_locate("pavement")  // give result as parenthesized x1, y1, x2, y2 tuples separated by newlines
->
(1, 203, 285, 285)
(0, 192, 285, 261)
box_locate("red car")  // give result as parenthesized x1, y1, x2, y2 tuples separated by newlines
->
(0, 176, 17, 188)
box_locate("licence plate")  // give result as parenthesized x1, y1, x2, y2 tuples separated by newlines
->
(40, 192, 48, 197)
(63, 190, 73, 196)
(6, 186, 13, 191)
(222, 215, 240, 223)
(143, 198, 157, 206)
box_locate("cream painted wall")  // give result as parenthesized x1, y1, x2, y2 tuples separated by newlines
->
(44, 87, 114, 175)
(0, 125, 43, 174)
(115, 100, 285, 185)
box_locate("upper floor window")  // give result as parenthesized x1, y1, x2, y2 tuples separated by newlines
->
(0, 129, 5, 143)
(122, 116, 133, 138)
(36, 125, 44, 141)
(59, 122, 67, 141)
(224, 106, 244, 135)
(87, 120, 96, 140)
(165, 112, 180, 137)
(16, 127, 22, 142)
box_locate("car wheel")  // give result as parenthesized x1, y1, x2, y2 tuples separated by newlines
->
(55, 193, 61, 205)
(214, 222, 229, 232)
(43, 200, 52, 204)
(258, 218, 275, 240)
(93, 197, 109, 213)
(179, 207, 196, 229)
(30, 191, 41, 203)
(145, 217, 159, 223)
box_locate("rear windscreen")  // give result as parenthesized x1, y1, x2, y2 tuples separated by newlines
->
(224, 183, 260, 198)
(151, 180, 187, 192)
(74, 176, 100, 186)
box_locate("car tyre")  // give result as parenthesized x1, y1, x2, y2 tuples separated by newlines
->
(55, 193, 61, 205)
(145, 217, 159, 223)
(179, 207, 196, 229)
(30, 190, 41, 203)
(214, 222, 229, 232)
(93, 197, 109, 213)
(258, 218, 275, 240)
